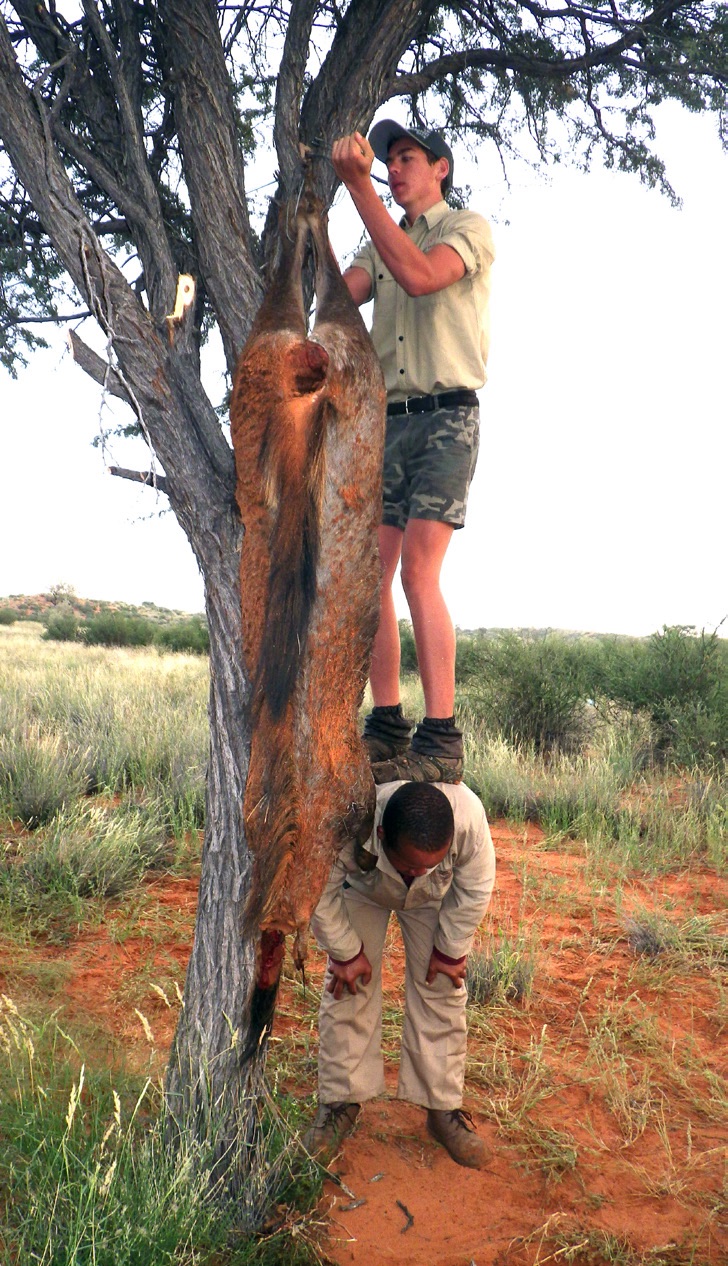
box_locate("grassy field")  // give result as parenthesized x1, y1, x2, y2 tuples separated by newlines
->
(0, 622, 725, 1266)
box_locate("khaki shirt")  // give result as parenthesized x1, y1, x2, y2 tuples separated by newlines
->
(310, 782, 496, 962)
(351, 201, 495, 402)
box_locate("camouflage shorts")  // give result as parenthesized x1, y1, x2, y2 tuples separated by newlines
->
(381, 403, 480, 530)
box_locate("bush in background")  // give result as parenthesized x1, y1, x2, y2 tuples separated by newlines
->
(43, 603, 79, 643)
(398, 619, 418, 674)
(598, 625, 727, 766)
(460, 632, 599, 755)
(0, 607, 17, 625)
(82, 613, 156, 647)
(154, 617, 209, 655)
(41, 611, 209, 654)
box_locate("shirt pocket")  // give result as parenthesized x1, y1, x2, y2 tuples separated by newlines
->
(426, 864, 453, 901)
(372, 263, 396, 293)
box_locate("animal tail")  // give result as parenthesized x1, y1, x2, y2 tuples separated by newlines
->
(240, 929, 286, 1064)
(255, 344, 330, 720)
(243, 731, 299, 934)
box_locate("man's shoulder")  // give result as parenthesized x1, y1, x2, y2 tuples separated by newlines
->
(437, 781, 486, 819)
(434, 206, 493, 247)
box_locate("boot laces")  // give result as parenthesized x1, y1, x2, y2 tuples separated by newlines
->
(449, 1108, 476, 1133)
(324, 1102, 357, 1126)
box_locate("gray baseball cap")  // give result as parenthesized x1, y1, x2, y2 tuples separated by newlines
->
(368, 120, 454, 192)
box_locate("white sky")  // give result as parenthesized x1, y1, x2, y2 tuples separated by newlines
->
(1, 101, 726, 635)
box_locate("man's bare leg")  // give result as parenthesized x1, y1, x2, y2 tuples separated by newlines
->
(366, 518, 463, 783)
(369, 524, 404, 706)
(399, 518, 456, 717)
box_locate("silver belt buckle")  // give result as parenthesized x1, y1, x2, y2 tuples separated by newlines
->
(404, 396, 414, 414)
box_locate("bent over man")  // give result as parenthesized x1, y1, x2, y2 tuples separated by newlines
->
(303, 780, 496, 1169)
(332, 121, 495, 784)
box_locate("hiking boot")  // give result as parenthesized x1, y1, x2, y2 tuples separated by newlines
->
(362, 705, 413, 763)
(370, 747, 464, 785)
(301, 1102, 360, 1159)
(426, 1108, 491, 1169)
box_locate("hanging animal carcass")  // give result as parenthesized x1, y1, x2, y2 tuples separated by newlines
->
(230, 190, 385, 1041)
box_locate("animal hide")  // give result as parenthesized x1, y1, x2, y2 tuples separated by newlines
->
(230, 193, 385, 997)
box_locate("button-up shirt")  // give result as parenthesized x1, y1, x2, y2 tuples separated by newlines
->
(351, 201, 495, 402)
(310, 782, 496, 963)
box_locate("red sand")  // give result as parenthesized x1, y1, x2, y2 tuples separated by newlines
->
(2, 822, 725, 1265)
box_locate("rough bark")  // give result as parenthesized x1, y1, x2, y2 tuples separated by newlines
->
(0, 12, 259, 1180)
(159, 0, 263, 373)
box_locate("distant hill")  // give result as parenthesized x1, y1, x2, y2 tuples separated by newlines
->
(456, 625, 638, 643)
(0, 593, 203, 624)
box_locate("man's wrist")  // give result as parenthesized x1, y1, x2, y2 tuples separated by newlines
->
(432, 947, 466, 966)
(330, 943, 365, 967)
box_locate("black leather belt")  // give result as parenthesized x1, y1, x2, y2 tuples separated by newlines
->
(386, 389, 479, 417)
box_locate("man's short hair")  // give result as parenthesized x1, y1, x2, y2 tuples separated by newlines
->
(381, 783, 454, 854)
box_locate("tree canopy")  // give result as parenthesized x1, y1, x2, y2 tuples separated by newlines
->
(2, 1, 727, 378)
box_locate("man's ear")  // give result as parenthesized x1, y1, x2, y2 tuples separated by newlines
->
(438, 157, 449, 186)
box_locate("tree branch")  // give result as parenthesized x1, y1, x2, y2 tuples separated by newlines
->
(383, 0, 688, 99)
(386, 32, 659, 99)
(0, 14, 235, 531)
(109, 464, 169, 493)
(77, 1, 177, 318)
(68, 328, 132, 402)
(273, 0, 319, 191)
(299, 0, 427, 204)
(51, 119, 151, 227)
(158, 0, 263, 374)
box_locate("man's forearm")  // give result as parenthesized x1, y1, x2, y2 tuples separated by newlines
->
(344, 178, 435, 295)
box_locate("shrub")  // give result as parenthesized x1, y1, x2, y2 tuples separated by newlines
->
(154, 617, 209, 655)
(461, 633, 597, 754)
(398, 619, 418, 673)
(0, 607, 17, 624)
(82, 612, 156, 647)
(43, 604, 79, 642)
(465, 729, 623, 837)
(0, 800, 171, 938)
(455, 631, 495, 683)
(19, 801, 169, 898)
(598, 625, 727, 766)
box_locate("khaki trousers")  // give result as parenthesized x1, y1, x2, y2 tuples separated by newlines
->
(317, 886, 468, 1110)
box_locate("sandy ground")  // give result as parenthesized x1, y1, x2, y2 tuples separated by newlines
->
(2, 820, 726, 1265)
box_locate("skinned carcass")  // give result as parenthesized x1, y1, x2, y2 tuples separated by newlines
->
(229, 189, 385, 1046)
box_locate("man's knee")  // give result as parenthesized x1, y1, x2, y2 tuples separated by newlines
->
(400, 558, 438, 605)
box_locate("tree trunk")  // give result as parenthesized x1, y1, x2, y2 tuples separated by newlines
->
(165, 548, 272, 1213)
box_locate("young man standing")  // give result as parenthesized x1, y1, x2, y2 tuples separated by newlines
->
(332, 122, 495, 783)
(303, 780, 496, 1169)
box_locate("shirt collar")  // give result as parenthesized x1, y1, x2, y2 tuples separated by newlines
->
(399, 199, 450, 231)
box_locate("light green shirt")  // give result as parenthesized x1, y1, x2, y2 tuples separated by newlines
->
(351, 201, 495, 402)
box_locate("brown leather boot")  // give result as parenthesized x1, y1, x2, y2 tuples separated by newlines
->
(302, 1102, 360, 1159)
(426, 1108, 491, 1169)
(370, 748, 463, 785)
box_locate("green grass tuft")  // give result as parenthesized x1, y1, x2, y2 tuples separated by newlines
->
(466, 931, 536, 1006)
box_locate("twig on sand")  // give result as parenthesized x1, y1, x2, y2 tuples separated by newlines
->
(396, 1200, 414, 1233)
